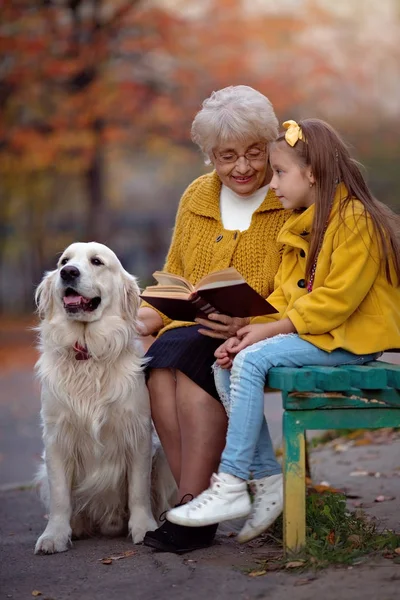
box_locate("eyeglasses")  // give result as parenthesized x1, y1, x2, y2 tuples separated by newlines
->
(213, 146, 267, 165)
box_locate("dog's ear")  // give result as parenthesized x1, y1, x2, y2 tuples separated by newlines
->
(121, 271, 141, 326)
(35, 270, 57, 319)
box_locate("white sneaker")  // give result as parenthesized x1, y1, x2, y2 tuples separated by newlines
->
(237, 473, 283, 543)
(166, 473, 251, 527)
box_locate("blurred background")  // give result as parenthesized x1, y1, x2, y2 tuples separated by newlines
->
(1, 0, 400, 313)
(0, 0, 399, 485)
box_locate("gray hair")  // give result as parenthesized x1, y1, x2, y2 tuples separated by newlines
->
(191, 85, 278, 164)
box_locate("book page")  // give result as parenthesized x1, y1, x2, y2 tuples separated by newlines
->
(152, 271, 194, 292)
(195, 267, 245, 292)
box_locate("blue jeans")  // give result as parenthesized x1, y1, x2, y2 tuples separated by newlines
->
(214, 334, 381, 480)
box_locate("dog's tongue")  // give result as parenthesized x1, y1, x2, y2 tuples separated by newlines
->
(64, 294, 88, 306)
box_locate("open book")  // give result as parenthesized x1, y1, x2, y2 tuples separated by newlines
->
(140, 267, 277, 322)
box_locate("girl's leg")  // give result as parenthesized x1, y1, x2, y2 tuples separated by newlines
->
(220, 334, 380, 479)
(214, 364, 280, 478)
(166, 340, 277, 528)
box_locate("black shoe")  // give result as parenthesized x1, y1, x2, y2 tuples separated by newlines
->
(143, 520, 218, 554)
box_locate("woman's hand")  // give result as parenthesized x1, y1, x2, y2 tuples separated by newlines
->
(137, 307, 164, 336)
(195, 314, 250, 340)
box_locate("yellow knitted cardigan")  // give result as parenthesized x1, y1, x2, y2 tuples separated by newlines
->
(141, 170, 290, 337)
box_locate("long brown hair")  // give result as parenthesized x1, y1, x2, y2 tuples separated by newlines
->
(274, 118, 400, 285)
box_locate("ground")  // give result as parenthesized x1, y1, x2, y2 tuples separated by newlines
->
(0, 321, 399, 599)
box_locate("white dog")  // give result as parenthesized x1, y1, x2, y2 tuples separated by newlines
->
(34, 242, 174, 554)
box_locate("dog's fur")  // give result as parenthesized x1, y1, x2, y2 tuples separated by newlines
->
(34, 242, 175, 554)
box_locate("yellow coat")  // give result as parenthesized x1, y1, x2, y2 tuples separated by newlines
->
(141, 171, 290, 337)
(253, 183, 400, 354)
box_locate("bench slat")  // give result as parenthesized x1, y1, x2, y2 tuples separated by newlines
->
(283, 387, 400, 410)
(268, 361, 400, 392)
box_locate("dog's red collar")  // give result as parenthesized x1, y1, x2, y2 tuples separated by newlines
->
(73, 342, 91, 361)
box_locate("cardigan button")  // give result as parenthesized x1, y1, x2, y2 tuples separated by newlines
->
(300, 230, 309, 236)
(216, 235, 223, 242)
(297, 278, 306, 288)
(300, 249, 306, 257)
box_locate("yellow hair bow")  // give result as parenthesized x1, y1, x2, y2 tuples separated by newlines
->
(283, 120, 305, 146)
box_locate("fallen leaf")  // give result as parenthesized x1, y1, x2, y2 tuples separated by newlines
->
(354, 439, 372, 447)
(317, 484, 342, 494)
(375, 495, 395, 502)
(394, 548, 400, 555)
(286, 560, 305, 569)
(227, 532, 236, 537)
(32, 592, 42, 597)
(109, 550, 136, 560)
(349, 471, 369, 477)
(248, 570, 267, 577)
(99, 550, 136, 563)
(327, 531, 335, 544)
(334, 443, 350, 453)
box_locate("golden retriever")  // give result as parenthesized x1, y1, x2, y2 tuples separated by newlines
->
(34, 242, 174, 554)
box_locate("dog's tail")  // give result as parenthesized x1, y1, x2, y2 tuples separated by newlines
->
(151, 437, 177, 523)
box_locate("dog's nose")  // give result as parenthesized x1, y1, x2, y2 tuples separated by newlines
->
(60, 265, 80, 281)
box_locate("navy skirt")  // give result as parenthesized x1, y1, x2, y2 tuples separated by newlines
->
(144, 325, 222, 401)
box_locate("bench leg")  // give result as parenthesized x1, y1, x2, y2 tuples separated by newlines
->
(283, 410, 306, 553)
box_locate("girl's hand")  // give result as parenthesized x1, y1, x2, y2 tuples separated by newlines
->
(195, 313, 250, 340)
(232, 323, 275, 353)
(214, 337, 241, 369)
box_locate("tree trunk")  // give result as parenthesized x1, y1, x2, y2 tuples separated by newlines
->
(84, 122, 109, 243)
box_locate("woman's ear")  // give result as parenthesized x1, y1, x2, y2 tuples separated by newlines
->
(35, 270, 57, 319)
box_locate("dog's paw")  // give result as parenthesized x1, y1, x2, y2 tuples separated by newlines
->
(129, 511, 157, 544)
(34, 527, 72, 554)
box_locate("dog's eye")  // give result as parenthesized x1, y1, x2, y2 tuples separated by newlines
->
(60, 258, 69, 266)
(91, 258, 103, 266)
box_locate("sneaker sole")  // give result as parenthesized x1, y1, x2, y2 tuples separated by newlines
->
(237, 506, 283, 543)
(143, 535, 212, 554)
(166, 506, 251, 527)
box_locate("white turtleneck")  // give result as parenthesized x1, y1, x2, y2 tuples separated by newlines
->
(220, 183, 270, 231)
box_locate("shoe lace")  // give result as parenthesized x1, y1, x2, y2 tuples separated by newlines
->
(248, 481, 276, 524)
(188, 474, 223, 509)
(159, 493, 194, 522)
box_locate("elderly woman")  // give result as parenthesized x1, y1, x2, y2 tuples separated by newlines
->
(139, 85, 289, 553)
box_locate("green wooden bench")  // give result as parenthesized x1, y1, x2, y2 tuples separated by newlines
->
(267, 360, 400, 552)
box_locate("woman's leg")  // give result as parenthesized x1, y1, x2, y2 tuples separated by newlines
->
(147, 368, 181, 485)
(176, 371, 228, 498)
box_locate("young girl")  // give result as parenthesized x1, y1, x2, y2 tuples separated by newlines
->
(166, 118, 400, 543)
